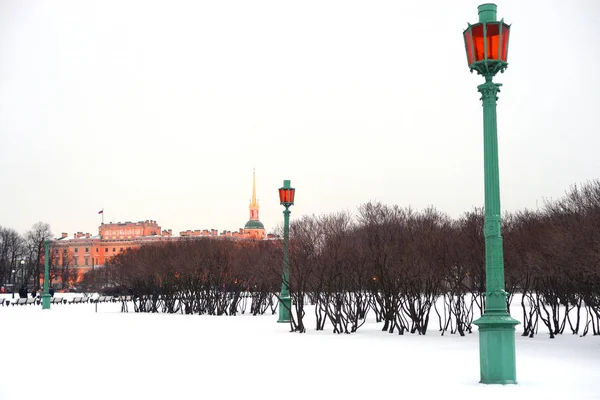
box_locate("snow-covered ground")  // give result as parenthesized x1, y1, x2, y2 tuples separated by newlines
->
(0, 294, 599, 400)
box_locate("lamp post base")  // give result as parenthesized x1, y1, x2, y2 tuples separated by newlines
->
(277, 296, 291, 323)
(473, 312, 519, 384)
(41, 294, 51, 310)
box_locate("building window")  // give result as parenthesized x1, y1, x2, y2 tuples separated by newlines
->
(112, 248, 116, 252)
(105, 248, 108, 252)
(120, 248, 123, 251)
(85, 248, 89, 252)
(85, 258, 88, 266)
(74, 257, 79, 266)
(96, 248, 99, 252)
(74, 248, 78, 253)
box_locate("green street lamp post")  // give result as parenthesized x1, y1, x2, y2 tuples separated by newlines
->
(42, 240, 51, 310)
(464, 3, 519, 384)
(277, 180, 295, 323)
(12, 268, 17, 298)
(20, 260, 25, 290)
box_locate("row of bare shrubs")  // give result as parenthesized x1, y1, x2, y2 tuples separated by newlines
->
(86, 180, 600, 338)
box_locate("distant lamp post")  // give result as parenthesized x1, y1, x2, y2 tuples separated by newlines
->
(277, 180, 295, 323)
(20, 260, 25, 289)
(463, 4, 519, 384)
(11, 269, 16, 298)
(42, 240, 51, 310)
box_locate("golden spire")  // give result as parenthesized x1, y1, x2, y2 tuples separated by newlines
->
(251, 168, 258, 207)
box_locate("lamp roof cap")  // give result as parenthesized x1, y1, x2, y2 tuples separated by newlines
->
(478, 3, 497, 22)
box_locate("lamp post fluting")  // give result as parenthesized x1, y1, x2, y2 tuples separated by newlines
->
(277, 180, 295, 323)
(42, 240, 51, 309)
(463, 3, 519, 384)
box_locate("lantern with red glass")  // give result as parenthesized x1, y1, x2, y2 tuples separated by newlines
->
(278, 180, 295, 207)
(277, 179, 295, 323)
(463, 4, 510, 77)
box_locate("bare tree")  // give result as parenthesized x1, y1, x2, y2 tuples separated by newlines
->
(0, 226, 25, 292)
(25, 222, 52, 291)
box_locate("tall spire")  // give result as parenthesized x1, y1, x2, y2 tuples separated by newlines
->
(244, 168, 265, 238)
(249, 168, 259, 221)
(251, 168, 257, 207)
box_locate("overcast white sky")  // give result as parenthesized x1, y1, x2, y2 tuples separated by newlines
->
(1, 0, 599, 237)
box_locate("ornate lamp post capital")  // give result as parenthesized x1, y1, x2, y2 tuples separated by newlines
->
(478, 81, 502, 103)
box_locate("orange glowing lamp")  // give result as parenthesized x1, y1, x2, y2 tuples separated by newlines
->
(278, 180, 295, 206)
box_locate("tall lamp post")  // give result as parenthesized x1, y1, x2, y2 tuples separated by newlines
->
(463, 4, 519, 384)
(11, 269, 16, 298)
(42, 240, 51, 309)
(20, 260, 25, 290)
(277, 180, 295, 323)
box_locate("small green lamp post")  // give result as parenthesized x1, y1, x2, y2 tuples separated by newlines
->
(463, 3, 519, 384)
(277, 180, 295, 323)
(20, 260, 25, 290)
(42, 239, 51, 309)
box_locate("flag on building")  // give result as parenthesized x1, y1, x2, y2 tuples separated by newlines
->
(98, 209, 103, 214)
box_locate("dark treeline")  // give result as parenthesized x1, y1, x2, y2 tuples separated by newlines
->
(90, 239, 283, 316)
(0, 222, 77, 293)
(88, 180, 600, 338)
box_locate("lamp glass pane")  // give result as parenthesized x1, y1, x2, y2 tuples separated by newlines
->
(279, 188, 296, 204)
(485, 23, 500, 60)
(501, 24, 510, 61)
(279, 189, 285, 204)
(464, 30, 474, 65)
(471, 24, 485, 61)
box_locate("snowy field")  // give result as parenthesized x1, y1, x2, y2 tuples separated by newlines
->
(1, 293, 599, 400)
